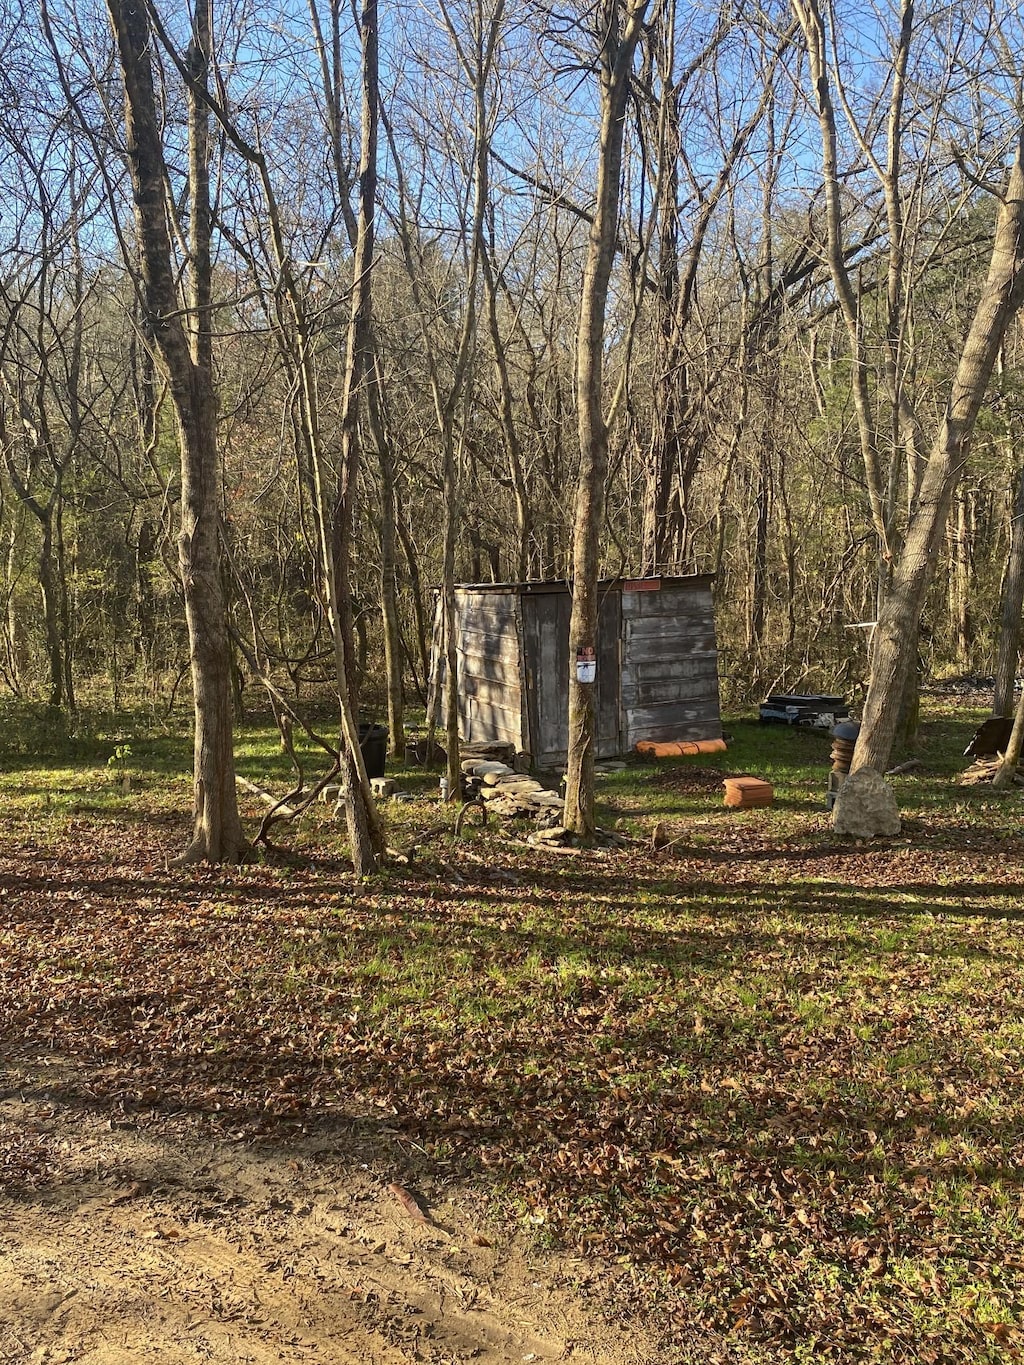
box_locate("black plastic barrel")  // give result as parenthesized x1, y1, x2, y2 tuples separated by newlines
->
(358, 723, 388, 779)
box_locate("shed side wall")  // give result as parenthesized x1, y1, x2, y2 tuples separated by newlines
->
(621, 582, 722, 748)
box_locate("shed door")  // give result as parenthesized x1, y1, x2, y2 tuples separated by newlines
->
(524, 590, 621, 767)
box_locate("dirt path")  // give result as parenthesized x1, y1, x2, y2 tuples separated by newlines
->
(1, 1059, 651, 1365)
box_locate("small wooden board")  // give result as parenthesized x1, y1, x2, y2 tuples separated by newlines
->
(723, 776, 774, 809)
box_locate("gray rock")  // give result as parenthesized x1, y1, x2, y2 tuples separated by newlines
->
(832, 767, 902, 839)
(531, 825, 567, 842)
(475, 762, 515, 779)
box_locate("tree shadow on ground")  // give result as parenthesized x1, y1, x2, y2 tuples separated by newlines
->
(3, 822, 1024, 1362)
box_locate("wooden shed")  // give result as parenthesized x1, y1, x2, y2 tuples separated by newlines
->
(429, 575, 722, 768)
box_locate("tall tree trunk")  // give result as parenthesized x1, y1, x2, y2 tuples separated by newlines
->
(0, 413, 73, 712)
(332, 0, 387, 874)
(950, 489, 973, 668)
(993, 458, 1024, 715)
(441, 430, 462, 798)
(749, 443, 771, 652)
(54, 491, 74, 711)
(376, 396, 405, 755)
(107, 0, 245, 862)
(38, 510, 64, 708)
(853, 132, 1024, 773)
(791, 0, 889, 552)
(564, 0, 649, 843)
(482, 252, 532, 579)
(993, 670, 1024, 789)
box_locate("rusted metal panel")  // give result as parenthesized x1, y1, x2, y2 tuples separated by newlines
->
(522, 590, 570, 767)
(521, 589, 621, 767)
(620, 577, 721, 750)
(512, 592, 530, 759)
(596, 590, 622, 759)
(450, 589, 526, 748)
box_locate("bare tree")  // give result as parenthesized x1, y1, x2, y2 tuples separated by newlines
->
(993, 455, 1024, 716)
(855, 131, 1024, 771)
(330, 0, 388, 871)
(105, 0, 246, 860)
(563, 0, 650, 843)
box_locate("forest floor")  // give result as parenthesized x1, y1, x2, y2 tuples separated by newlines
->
(0, 1047, 633, 1364)
(2, 694, 1024, 1364)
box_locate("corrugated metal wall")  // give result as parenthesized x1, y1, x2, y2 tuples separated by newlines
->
(521, 588, 621, 767)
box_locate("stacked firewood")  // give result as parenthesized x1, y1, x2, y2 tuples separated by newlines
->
(959, 755, 1024, 786)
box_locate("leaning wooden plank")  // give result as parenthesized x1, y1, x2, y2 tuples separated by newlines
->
(237, 777, 299, 818)
(625, 634, 718, 663)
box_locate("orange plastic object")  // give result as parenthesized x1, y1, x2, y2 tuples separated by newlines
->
(635, 737, 728, 758)
(723, 776, 774, 809)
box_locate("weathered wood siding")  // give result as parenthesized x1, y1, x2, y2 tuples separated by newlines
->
(453, 591, 526, 748)
(620, 578, 721, 749)
(522, 588, 621, 767)
(430, 576, 722, 762)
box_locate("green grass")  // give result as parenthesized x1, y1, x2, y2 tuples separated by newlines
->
(2, 696, 1024, 1360)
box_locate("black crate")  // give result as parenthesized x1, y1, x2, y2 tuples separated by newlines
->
(358, 722, 388, 778)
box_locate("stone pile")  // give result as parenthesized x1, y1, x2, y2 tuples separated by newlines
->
(458, 744, 634, 844)
(460, 740, 520, 766)
(460, 755, 565, 820)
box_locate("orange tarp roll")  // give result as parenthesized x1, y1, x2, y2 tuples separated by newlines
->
(635, 738, 728, 758)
